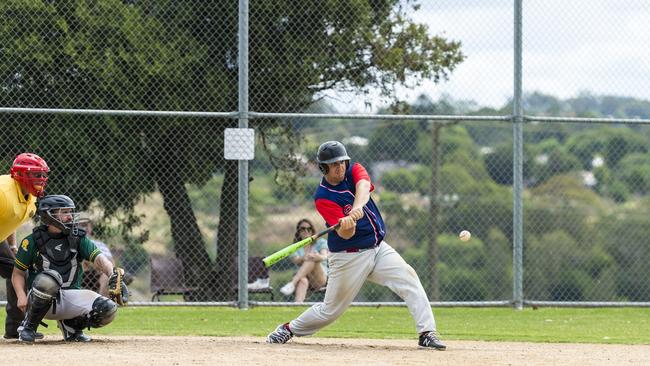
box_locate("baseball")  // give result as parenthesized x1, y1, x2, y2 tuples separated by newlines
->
(459, 230, 471, 242)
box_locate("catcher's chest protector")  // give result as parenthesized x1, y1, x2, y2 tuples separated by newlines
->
(33, 227, 82, 288)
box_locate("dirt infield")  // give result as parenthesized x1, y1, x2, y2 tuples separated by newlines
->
(2, 336, 648, 366)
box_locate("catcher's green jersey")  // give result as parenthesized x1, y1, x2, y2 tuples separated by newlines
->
(15, 230, 101, 289)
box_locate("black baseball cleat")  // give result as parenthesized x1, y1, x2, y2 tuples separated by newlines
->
(266, 323, 293, 344)
(418, 331, 446, 350)
(63, 330, 92, 342)
(4, 332, 43, 340)
(18, 328, 40, 343)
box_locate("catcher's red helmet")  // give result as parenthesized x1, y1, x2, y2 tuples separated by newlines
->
(9, 153, 49, 197)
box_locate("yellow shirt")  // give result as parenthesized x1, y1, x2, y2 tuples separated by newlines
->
(0, 174, 37, 241)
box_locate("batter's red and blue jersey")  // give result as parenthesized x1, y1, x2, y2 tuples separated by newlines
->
(314, 162, 386, 252)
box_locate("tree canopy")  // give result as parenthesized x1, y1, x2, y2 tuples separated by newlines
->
(0, 0, 464, 300)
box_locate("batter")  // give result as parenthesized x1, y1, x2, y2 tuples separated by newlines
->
(267, 141, 446, 350)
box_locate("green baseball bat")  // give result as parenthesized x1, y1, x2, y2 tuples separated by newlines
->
(262, 222, 340, 267)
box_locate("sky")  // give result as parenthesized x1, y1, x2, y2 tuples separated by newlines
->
(329, 0, 650, 112)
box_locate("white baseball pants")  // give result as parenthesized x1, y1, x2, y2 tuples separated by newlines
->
(45, 289, 102, 320)
(289, 241, 436, 336)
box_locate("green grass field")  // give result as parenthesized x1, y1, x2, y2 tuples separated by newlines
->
(3, 307, 649, 344)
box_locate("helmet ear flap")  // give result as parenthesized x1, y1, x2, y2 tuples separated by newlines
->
(319, 164, 329, 174)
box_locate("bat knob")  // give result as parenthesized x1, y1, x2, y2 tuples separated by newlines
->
(262, 257, 272, 267)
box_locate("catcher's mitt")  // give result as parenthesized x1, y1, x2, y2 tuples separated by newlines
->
(108, 267, 129, 306)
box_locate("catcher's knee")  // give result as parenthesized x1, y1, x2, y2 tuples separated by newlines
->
(31, 269, 63, 301)
(88, 296, 118, 328)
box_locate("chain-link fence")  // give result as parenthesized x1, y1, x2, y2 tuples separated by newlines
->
(1, 0, 650, 307)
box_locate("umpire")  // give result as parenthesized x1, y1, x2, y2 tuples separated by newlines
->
(0, 153, 49, 339)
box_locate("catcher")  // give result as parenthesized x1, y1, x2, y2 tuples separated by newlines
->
(11, 195, 128, 343)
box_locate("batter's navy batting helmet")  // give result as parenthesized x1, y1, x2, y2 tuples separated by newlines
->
(37, 195, 78, 234)
(316, 141, 350, 174)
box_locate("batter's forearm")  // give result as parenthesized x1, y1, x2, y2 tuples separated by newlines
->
(337, 224, 356, 239)
(352, 180, 371, 211)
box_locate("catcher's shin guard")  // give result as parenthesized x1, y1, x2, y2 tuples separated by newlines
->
(57, 296, 117, 342)
(19, 271, 62, 343)
(88, 297, 118, 328)
(18, 297, 51, 343)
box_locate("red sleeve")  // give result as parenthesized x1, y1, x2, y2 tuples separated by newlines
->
(315, 198, 344, 226)
(351, 162, 375, 192)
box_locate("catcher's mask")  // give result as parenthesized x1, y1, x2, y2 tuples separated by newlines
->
(37, 195, 79, 235)
(316, 141, 350, 174)
(10, 153, 49, 197)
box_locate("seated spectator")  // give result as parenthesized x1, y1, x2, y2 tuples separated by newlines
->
(280, 219, 328, 303)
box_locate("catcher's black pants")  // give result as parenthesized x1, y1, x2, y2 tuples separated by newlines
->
(0, 242, 22, 338)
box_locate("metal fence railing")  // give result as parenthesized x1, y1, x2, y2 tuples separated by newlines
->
(1, 0, 650, 307)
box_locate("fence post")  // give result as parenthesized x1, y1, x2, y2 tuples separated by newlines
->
(427, 122, 441, 300)
(512, 0, 524, 310)
(238, 0, 250, 310)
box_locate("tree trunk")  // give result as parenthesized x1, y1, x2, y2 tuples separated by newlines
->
(156, 168, 215, 301)
(214, 159, 239, 300)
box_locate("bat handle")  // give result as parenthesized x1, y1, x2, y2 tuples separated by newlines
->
(262, 222, 341, 268)
(311, 222, 341, 240)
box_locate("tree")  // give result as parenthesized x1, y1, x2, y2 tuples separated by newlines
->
(483, 142, 533, 185)
(528, 140, 581, 187)
(617, 153, 650, 195)
(600, 206, 650, 301)
(1, 0, 219, 298)
(566, 127, 647, 170)
(1, 0, 464, 299)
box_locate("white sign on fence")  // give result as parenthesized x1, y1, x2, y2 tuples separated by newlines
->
(224, 128, 255, 160)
